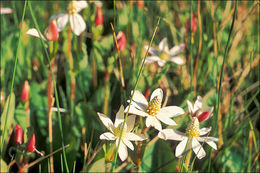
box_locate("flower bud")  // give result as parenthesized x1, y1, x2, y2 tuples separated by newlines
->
(116, 31, 126, 51)
(137, 0, 144, 9)
(44, 20, 59, 41)
(187, 14, 197, 33)
(197, 108, 214, 123)
(26, 133, 36, 152)
(14, 124, 23, 145)
(95, 7, 103, 26)
(21, 81, 30, 102)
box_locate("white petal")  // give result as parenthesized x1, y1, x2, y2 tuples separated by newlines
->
(100, 132, 116, 140)
(126, 115, 136, 132)
(187, 100, 194, 115)
(69, 14, 86, 36)
(199, 127, 212, 136)
(0, 7, 13, 14)
(145, 116, 162, 131)
(118, 141, 128, 161)
(125, 106, 148, 117)
(175, 138, 188, 158)
(158, 129, 186, 141)
(144, 45, 159, 56)
(169, 44, 185, 56)
(123, 139, 134, 151)
(169, 56, 185, 65)
(26, 28, 46, 41)
(157, 106, 185, 118)
(114, 105, 125, 128)
(197, 136, 219, 142)
(131, 90, 148, 110)
(157, 59, 166, 67)
(150, 88, 163, 102)
(56, 13, 69, 32)
(125, 132, 147, 141)
(194, 96, 203, 112)
(144, 56, 161, 65)
(192, 138, 206, 159)
(158, 38, 169, 52)
(97, 112, 114, 131)
(156, 115, 177, 126)
(74, 1, 88, 13)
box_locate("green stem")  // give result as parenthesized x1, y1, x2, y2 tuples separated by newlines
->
(112, 17, 161, 172)
(28, 1, 69, 172)
(184, 149, 192, 170)
(190, 0, 193, 98)
(0, 0, 27, 154)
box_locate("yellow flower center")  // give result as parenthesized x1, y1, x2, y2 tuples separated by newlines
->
(67, 1, 78, 14)
(113, 124, 127, 138)
(159, 52, 169, 60)
(146, 96, 162, 117)
(186, 117, 200, 137)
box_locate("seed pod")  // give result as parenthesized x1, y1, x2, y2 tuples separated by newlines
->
(45, 20, 59, 41)
(21, 81, 30, 102)
(116, 31, 126, 51)
(26, 133, 36, 152)
(14, 124, 23, 145)
(95, 7, 103, 26)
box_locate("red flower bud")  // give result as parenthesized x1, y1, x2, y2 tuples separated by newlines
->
(187, 14, 197, 33)
(137, 0, 144, 9)
(44, 20, 59, 41)
(14, 124, 23, 145)
(95, 7, 103, 26)
(21, 81, 30, 102)
(26, 133, 36, 152)
(116, 31, 126, 51)
(197, 107, 214, 122)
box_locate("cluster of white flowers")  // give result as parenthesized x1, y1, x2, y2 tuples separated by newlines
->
(98, 88, 218, 161)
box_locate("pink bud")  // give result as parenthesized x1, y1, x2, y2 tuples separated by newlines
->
(137, 0, 144, 9)
(116, 31, 126, 51)
(21, 81, 30, 102)
(95, 7, 103, 26)
(44, 20, 59, 41)
(187, 14, 197, 33)
(14, 124, 23, 145)
(26, 133, 36, 152)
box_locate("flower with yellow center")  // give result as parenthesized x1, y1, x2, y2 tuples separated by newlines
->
(125, 88, 185, 131)
(98, 105, 147, 161)
(158, 117, 218, 159)
(144, 38, 185, 67)
(50, 0, 88, 36)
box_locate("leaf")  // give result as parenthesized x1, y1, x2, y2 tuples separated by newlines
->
(139, 140, 176, 172)
(1, 92, 15, 143)
(0, 159, 8, 172)
(88, 158, 106, 172)
(14, 103, 27, 130)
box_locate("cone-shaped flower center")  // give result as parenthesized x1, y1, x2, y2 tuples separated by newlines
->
(146, 96, 162, 117)
(113, 124, 127, 138)
(159, 51, 169, 60)
(186, 117, 200, 137)
(67, 1, 78, 14)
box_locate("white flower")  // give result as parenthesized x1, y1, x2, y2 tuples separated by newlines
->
(144, 38, 185, 67)
(158, 117, 218, 159)
(125, 88, 185, 131)
(187, 96, 214, 122)
(50, 0, 88, 36)
(97, 105, 147, 161)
